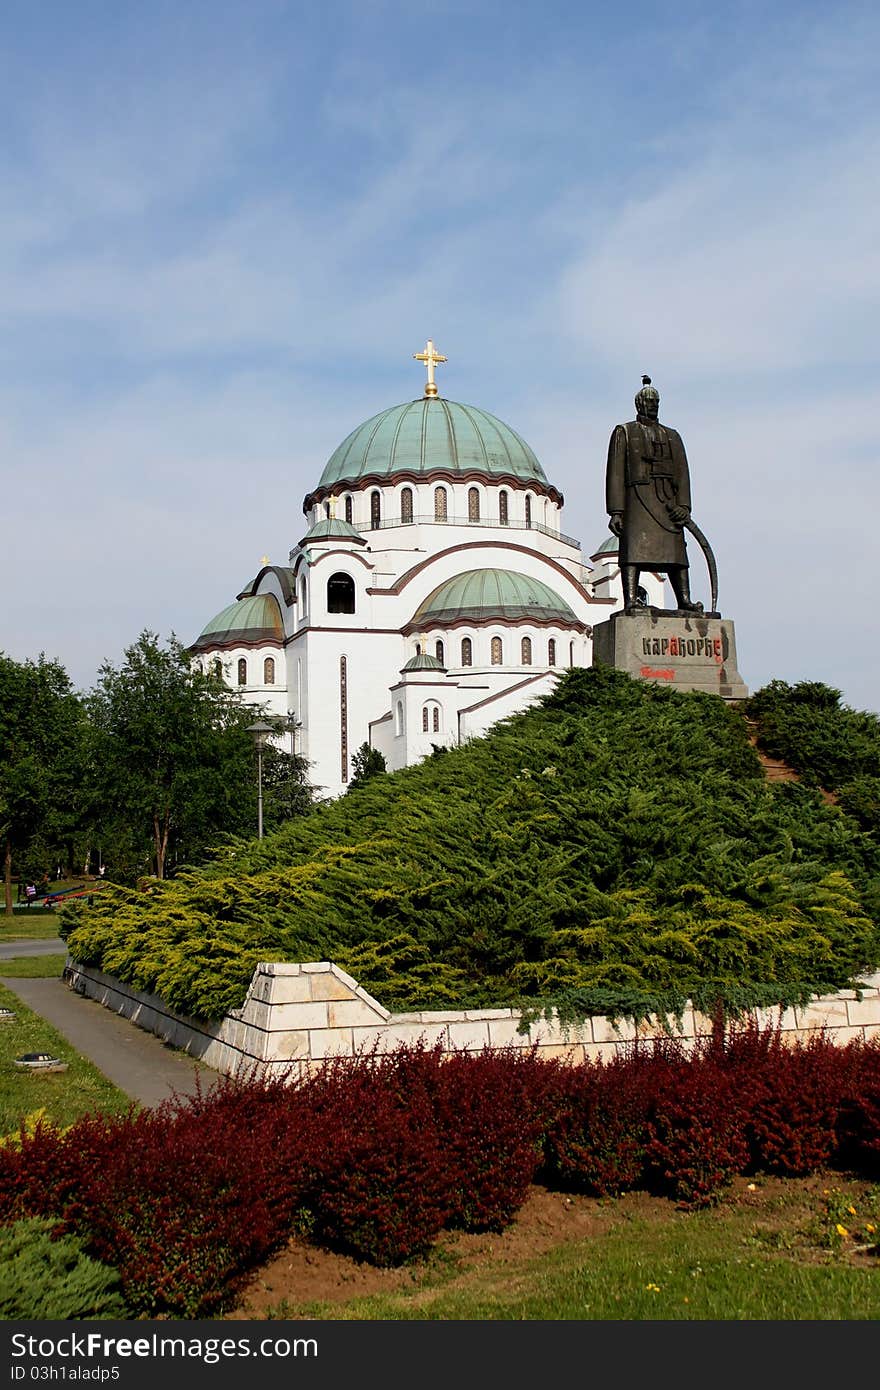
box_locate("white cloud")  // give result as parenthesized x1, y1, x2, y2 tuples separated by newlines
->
(556, 129, 880, 376)
(3, 4, 879, 718)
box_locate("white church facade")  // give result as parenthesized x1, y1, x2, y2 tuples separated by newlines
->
(190, 343, 663, 798)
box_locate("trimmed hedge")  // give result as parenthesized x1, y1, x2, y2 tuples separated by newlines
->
(1, 1036, 880, 1316)
(60, 669, 880, 1027)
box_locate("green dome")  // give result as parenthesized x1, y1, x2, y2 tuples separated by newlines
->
(401, 651, 445, 672)
(191, 594, 284, 652)
(314, 398, 548, 493)
(411, 569, 579, 627)
(300, 518, 366, 545)
(592, 534, 619, 557)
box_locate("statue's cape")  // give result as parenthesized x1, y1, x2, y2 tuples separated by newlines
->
(623, 421, 688, 533)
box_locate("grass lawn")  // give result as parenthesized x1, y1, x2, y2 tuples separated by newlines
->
(0, 980, 132, 1131)
(0, 915, 64, 940)
(249, 1178, 880, 1322)
(0, 955, 67, 978)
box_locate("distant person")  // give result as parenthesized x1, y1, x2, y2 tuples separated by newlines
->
(24, 883, 36, 905)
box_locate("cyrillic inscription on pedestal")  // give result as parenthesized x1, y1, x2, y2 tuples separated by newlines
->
(592, 612, 748, 700)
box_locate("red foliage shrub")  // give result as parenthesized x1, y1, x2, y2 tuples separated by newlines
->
(0, 1110, 92, 1224)
(300, 1051, 450, 1265)
(429, 1049, 545, 1231)
(645, 1049, 749, 1208)
(91, 1082, 316, 1314)
(4, 1031, 879, 1313)
(724, 1027, 853, 1176)
(541, 1048, 671, 1196)
(835, 1038, 880, 1176)
(0, 1072, 317, 1316)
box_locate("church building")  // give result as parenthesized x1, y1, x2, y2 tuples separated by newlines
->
(190, 343, 662, 798)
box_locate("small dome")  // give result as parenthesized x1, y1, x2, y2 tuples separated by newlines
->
(592, 534, 619, 557)
(311, 398, 549, 496)
(237, 565, 296, 604)
(401, 651, 445, 673)
(411, 569, 579, 627)
(300, 518, 367, 545)
(190, 594, 284, 652)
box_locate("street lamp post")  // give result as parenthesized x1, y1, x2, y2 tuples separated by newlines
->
(246, 721, 275, 840)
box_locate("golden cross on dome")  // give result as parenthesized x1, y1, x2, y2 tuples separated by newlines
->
(260, 555, 270, 565)
(329, 496, 337, 518)
(413, 339, 446, 398)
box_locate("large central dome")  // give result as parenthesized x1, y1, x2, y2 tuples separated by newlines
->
(409, 569, 582, 628)
(315, 397, 548, 493)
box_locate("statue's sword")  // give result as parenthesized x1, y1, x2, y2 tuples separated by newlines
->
(681, 516, 719, 614)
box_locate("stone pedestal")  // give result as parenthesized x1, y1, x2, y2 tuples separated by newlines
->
(592, 611, 748, 700)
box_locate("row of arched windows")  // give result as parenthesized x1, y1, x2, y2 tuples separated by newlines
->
(358, 486, 536, 528)
(228, 635, 561, 688)
(422, 704, 441, 732)
(420, 635, 559, 666)
(450, 636, 557, 667)
(395, 700, 442, 737)
(236, 657, 276, 686)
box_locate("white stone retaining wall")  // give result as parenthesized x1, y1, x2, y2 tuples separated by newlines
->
(65, 959, 880, 1082)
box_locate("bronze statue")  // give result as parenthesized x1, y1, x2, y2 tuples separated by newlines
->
(606, 376, 713, 616)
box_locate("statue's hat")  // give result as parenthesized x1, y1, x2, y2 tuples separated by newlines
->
(635, 374, 660, 412)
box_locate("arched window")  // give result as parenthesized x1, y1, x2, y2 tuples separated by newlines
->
(264, 656, 275, 684)
(211, 657, 222, 678)
(468, 487, 480, 522)
(401, 487, 413, 524)
(324, 501, 331, 518)
(370, 490, 381, 528)
(395, 700, 404, 736)
(461, 636, 472, 667)
(569, 641, 575, 666)
(435, 639, 444, 666)
(434, 486, 447, 521)
(521, 636, 532, 665)
(491, 636, 503, 665)
(237, 657, 247, 685)
(422, 705, 429, 733)
(499, 490, 509, 525)
(327, 572, 356, 614)
(548, 638, 556, 667)
(525, 495, 532, 528)
(344, 495, 353, 524)
(433, 706, 440, 732)
(299, 577, 307, 616)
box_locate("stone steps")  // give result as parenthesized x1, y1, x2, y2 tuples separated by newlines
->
(743, 718, 837, 803)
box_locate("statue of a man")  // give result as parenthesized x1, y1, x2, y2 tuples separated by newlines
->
(606, 376, 703, 616)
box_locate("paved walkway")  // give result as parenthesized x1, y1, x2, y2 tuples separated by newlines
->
(0, 974, 217, 1107)
(0, 936, 66, 959)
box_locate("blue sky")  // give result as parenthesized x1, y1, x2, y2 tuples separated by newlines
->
(2, 0, 878, 711)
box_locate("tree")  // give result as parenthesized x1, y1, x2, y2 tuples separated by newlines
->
(259, 737, 315, 833)
(85, 631, 303, 880)
(0, 653, 87, 915)
(348, 743, 387, 791)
